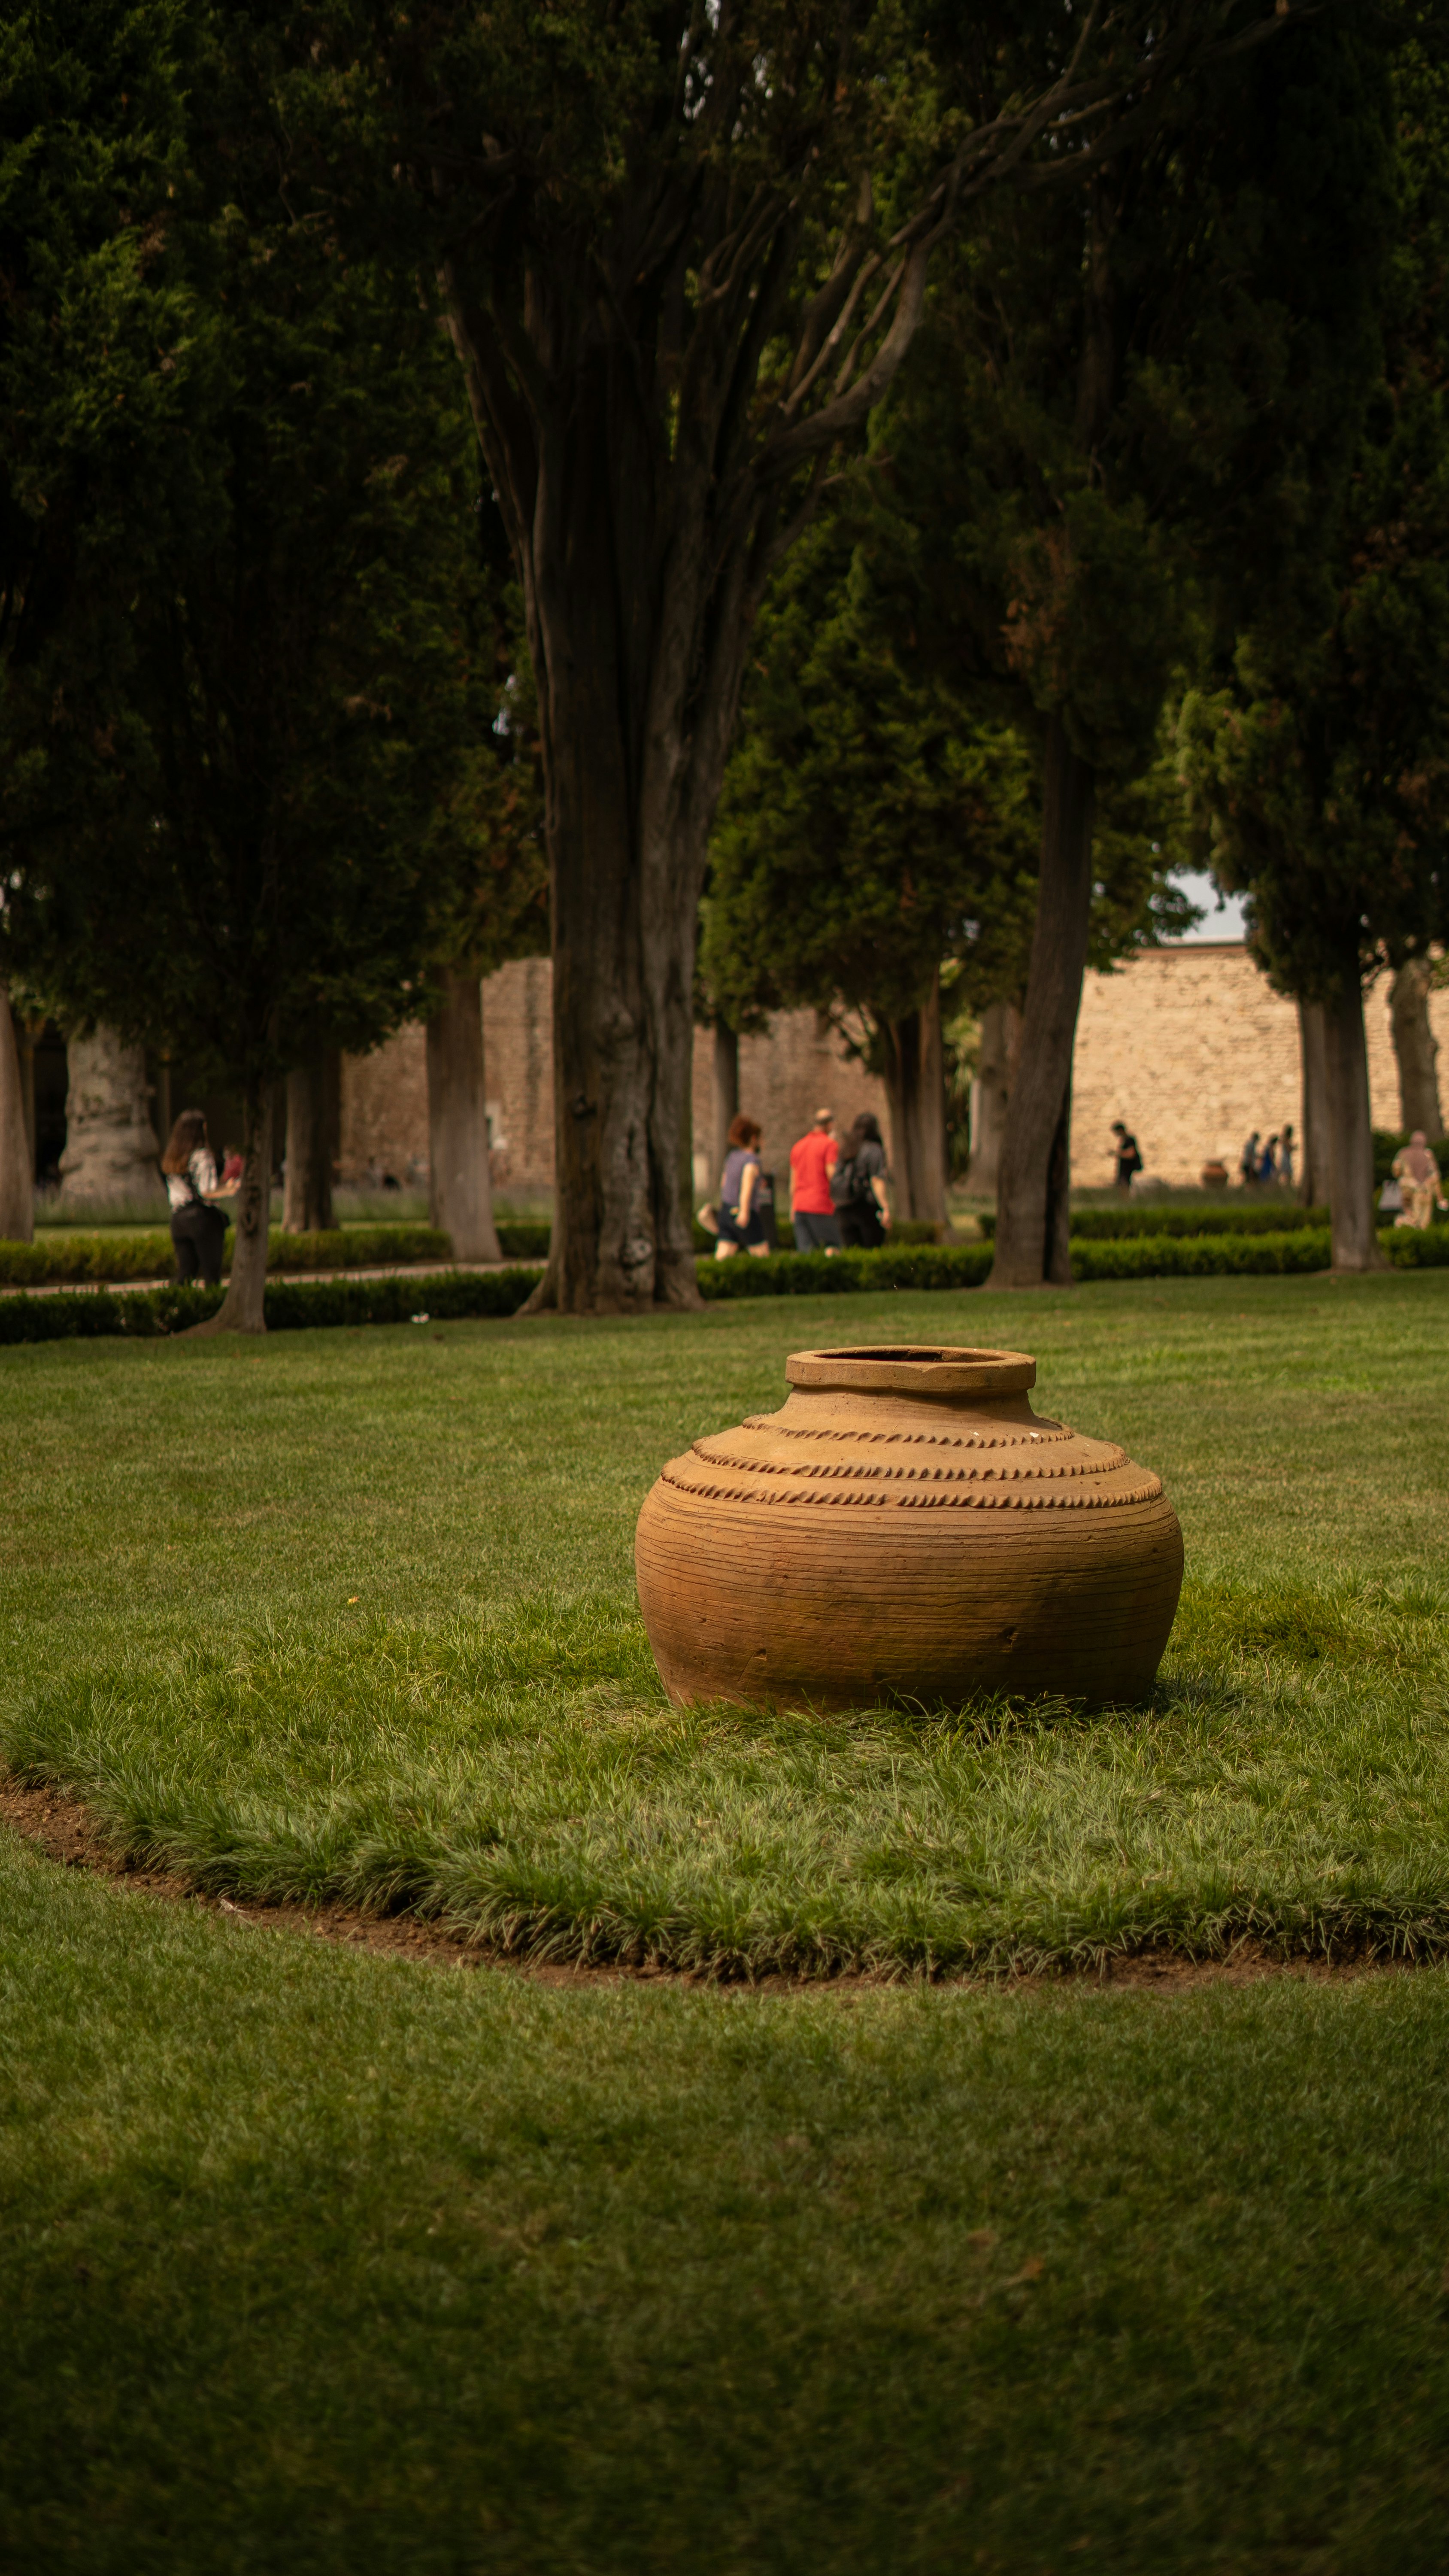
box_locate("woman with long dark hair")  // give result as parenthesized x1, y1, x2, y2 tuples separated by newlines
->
(831, 1110, 891, 1249)
(715, 1112, 773, 1258)
(161, 1109, 237, 1285)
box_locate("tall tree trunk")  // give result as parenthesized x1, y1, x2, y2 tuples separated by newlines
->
(57, 1025, 161, 1208)
(880, 972, 949, 1229)
(1389, 959, 1443, 1136)
(18, 1018, 37, 1181)
(1322, 968, 1386, 1273)
(966, 999, 1022, 1196)
(187, 1087, 272, 1334)
(282, 1041, 338, 1233)
(989, 717, 1096, 1288)
(445, 288, 749, 1319)
(0, 987, 34, 1244)
(426, 969, 501, 1264)
(712, 1020, 740, 1194)
(1298, 999, 1330, 1209)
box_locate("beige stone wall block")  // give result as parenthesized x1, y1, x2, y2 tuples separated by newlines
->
(1365, 971, 1449, 1132)
(1071, 945, 1303, 1188)
(1072, 945, 1449, 1189)
(339, 1022, 428, 1185)
(480, 957, 555, 1194)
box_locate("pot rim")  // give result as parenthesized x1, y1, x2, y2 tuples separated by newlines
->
(785, 1345, 1037, 1396)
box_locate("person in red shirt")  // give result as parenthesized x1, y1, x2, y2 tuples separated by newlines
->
(789, 1107, 842, 1254)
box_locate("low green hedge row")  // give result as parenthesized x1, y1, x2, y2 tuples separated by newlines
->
(0, 1222, 452, 1286)
(0, 1266, 544, 1345)
(700, 1222, 1449, 1296)
(975, 1202, 1332, 1242)
(2, 1223, 1443, 1344)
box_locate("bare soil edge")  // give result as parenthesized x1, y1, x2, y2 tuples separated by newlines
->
(0, 1777, 1425, 1999)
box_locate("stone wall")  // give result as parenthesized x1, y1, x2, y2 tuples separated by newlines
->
(338, 1022, 429, 1186)
(479, 957, 556, 1194)
(1071, 942, 1449, 1188)
(336, 941, 1449, 1203)
(337, 961, 891, 1202)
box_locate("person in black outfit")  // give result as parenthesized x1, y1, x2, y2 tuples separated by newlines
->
(1110, 1121, 1143, 1192)
(831, 1112, 891, 1248)
(161, 1109, 237, 1285)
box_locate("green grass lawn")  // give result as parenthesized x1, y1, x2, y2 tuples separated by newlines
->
(4, 1274, 1448, 1973)
(3, 1275, 1449, 2568)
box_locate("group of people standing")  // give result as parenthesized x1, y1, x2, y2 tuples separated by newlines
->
(1239, 1127, 1297, 1188)
(705, 1105, 891, 1258)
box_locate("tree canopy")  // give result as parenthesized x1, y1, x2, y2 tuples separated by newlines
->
(1179, 22, 1448, 1264)
(0, 2, 543, 1318)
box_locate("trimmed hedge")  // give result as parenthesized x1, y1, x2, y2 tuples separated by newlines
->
(0, 1265, 545, 1346)
(0, 1222, 452, 1287)
(976, 1203, 1332, 1242)
(3, 1223, 1444, 1345)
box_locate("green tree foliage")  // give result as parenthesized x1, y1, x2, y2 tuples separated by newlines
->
(867, 14, 1396, 1282)
(0, 3, 543, 1316)
(268, 0, 1309, 1310)
(704, 501, 1200, 1214)
(1179, 21, 1446, 1266)
(703, 524, 1037, 1036)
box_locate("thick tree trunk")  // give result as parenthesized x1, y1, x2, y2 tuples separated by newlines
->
(1389, 959, 1443, 1136)
(18, 1019, 37, 1180)
(57, 1026, 161, 1209)
(880, 972, 949, 1230)
(712, 1021, 740, 1194)
(282, 1042, 338, 1233)
(187, 1088, 272, 1334)
(0, 987, 35, 1243)
(1298, 999, 1329, 1208)
(988, 717, 1096, 1288)
(1322, 970, 1386, 1273)
(966, 999, 1022, 1196)
(445, 289, 746, 1319)
(426, 969, 501, 1263)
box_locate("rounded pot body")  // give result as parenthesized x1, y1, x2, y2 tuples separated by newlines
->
(635, 1345, 1183, 1711)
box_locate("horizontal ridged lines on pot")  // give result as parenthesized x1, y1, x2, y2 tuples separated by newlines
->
(740, 1416, 1075, 1450)
(660, 1462, 1164, 1512)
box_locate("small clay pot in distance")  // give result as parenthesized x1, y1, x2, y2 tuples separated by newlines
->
(634, 1343, 1183, 1712)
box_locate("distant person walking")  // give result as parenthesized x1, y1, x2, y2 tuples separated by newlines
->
(161, 1109, 238, 1285)
(1258, 1133, 1280, 1184)
(1391, 1131, 1446, 1230)
(1278, 1123, 1296, 1188)
(789, 1107, 842, 1254)
(831, 1111, 891, 1249)
(1239, 1131, 1260, 1187)
(1110, 1121, 1143, 1193)
(715, 1114, 772, 1258)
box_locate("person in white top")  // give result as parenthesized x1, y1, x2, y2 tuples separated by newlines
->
(161, 1109, 238, 1285)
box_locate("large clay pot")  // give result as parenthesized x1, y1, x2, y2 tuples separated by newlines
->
(635, 1344, 1183, 1711)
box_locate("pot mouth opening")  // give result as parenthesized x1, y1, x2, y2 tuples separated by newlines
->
(786, 1344, 1037, 1395)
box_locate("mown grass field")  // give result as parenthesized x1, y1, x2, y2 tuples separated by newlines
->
(3, 1273, 1449, 2569)
(4, 1273, 1448, 1972)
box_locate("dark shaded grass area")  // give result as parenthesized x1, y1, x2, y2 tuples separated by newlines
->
(3, 1837, 1449, 2576)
